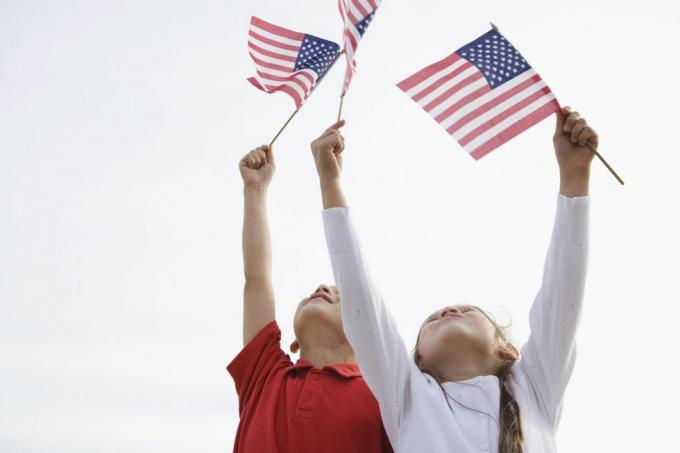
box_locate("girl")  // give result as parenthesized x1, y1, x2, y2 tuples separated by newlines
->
(310, 106, 594, 452)
(229, 144, 392, 453)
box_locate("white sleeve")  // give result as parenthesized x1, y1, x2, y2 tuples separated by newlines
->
(517, 194, 590, 428)
(322, 206, 413, 446)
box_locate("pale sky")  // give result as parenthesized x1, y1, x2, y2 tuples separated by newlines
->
(1, 0, 679, 451)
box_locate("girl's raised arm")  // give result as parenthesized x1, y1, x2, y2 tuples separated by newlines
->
(517, 107, 595, 428)
(311, 122, 414, 446)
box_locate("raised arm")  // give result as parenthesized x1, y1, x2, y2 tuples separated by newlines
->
(311, 122, 414, 445)
(518, 107, 595, 427)
(239, 145, 276, 346)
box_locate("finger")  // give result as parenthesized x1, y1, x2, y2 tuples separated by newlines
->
(563, 111, 581, 133)
(325, 119, 345, 132)
(578, 126, 598, 147)
(255, 149, 267, 165)
(570, 118, 587, 143)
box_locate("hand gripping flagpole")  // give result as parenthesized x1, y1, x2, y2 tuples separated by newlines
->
(491, 22, 624, 186)
(269, 50, 346, 147)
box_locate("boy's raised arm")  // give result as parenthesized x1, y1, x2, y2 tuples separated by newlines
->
(240, 145, 276, 346)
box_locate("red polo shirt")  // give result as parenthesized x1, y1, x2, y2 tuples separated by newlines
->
(227, 321, 393, 453)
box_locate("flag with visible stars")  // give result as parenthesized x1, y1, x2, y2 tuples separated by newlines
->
(338, 0, 381, 93)
(247, 16, 341, 109)
(397, 28, 559, 160)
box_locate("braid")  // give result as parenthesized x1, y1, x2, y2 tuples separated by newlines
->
(497, 362, 523, 453)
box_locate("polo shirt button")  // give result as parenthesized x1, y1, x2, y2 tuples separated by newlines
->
(311, 372, 320, 380)
(478, 413, 485, 419)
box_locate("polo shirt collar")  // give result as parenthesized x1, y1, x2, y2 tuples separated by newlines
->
(287, 359, 362, 379)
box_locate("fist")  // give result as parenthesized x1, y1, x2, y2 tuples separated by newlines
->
(239, 145, 275, 187)
(310, 120, 345, 182)
(553, 106, 597, 175)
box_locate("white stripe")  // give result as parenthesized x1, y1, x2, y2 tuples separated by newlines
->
(405, 58, 467, 98)
(415, 65, 479, 108)
(439, 69, 538, 129)
(355, 0, 376, 16)
(451, 80, 548, 139)
(463, 93, 556, 152)
(249, 47, 295, 71)
(427, 78, 487, 118)
(249, 34, 299, 58)
(250, 24, 302, 48)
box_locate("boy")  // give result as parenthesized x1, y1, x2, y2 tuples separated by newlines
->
(228, 139, 393, 453)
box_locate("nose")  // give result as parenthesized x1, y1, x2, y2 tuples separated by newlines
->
(315, 284, 331, 294)
(441, 307, 459, 318)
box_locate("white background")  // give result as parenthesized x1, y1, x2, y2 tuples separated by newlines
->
(2, 0, 679, 451)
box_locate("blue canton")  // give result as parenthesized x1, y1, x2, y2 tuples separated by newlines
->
(456, 30, 530, 88)
(355, 11, 375, 36)
(294, 34, 341, 77)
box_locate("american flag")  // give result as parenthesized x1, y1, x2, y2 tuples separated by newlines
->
(247, 16, 341, 109)
(397, 29, 559, 160)
(338, 0, 381, 93)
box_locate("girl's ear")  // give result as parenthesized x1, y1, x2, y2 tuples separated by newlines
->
(290, 340, 300, 354)
(498, 342, 519, 362)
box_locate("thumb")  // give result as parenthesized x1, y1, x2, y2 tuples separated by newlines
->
(262, 144, 275, 166)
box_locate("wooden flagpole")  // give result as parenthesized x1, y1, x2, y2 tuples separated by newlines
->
(587, 143, 624, 185)
(269, 109, 300, 147)
(337, 93, 346, 121)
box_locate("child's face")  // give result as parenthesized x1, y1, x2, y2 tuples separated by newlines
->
(293, 284, 344, 342)
(416, 305, 499, 371)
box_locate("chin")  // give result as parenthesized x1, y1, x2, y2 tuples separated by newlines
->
(295, 303, 342, 328)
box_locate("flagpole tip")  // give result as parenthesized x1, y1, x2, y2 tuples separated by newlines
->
(490, 22, 499, 32)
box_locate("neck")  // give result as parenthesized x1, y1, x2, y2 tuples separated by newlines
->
(434, 351, 499, 383)
(297, 330, 356, 368)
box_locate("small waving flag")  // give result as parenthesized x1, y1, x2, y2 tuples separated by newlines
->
(247, 16, 341, 109)
(338, 0, 381, 93)
(397, 28, 559, 160)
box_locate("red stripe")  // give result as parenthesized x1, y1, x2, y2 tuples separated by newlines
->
(397, 53, 462, 92)
(248, 30, 299, 52)
(435, 85, 491, 124)
(446, 74, 543, 134)
(351, 0, 370, 18)
(411, 61, 472, 102)
(344, 29, 358, 53)
(248, 42, 297, 64)
(459, 86, 553, 146)
(367, 0, 378, 9)
(249, 52, 294, 73)
(424, 72, 483, 112)
(250, 16, 304, 41)
(469, 99, 559, 160)
(338, 0, 348, 21)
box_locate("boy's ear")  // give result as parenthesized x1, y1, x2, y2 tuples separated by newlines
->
(290, 340, 300, 354)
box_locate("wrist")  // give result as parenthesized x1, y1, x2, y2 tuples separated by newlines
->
(244, 183, 269, 197)
(559, 170, 590, 197)
(319, 175, 341, 189)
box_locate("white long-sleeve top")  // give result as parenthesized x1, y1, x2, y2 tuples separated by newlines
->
(322, 195, 589, 453)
